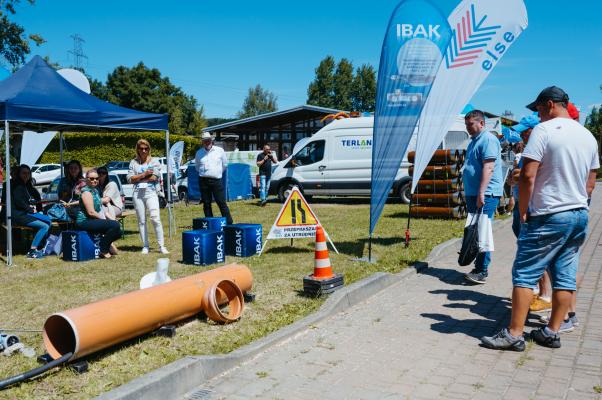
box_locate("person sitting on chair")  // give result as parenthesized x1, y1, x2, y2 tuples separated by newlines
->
(75, 169, 121, 259)
(10, 165, 50, 259)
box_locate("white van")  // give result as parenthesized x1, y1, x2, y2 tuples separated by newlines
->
(269, 117, 414, 203)
(269, 114, 503, 203)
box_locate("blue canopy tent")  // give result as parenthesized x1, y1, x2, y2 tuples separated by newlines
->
(0, 56, 170, 266)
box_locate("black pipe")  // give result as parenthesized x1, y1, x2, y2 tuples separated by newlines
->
(0, 352, 73, 390)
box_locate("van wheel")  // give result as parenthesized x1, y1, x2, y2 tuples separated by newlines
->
(399, 182, 411, 204)
(278, 183, 295, 202)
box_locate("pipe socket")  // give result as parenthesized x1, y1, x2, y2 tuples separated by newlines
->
(202, 280, 244, 323)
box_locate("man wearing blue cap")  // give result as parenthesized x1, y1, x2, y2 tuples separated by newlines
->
(510, 115, 555, 316)
(481, 86, 599, 351)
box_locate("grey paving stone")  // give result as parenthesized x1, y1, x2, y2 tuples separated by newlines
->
(193, 199, 602, 400)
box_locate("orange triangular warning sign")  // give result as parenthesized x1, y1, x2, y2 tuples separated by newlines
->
(275, 189, 318, 227)
(261, 186, 338, 255)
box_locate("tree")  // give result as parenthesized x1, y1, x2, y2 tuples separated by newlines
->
(333, 58, 354, 110)
(0, 0, 45, 67)
(351, 64, 376, 112)
(307, 56, 336, 108)
(237, 84, 278, 118)
(103, 62, 206, 135)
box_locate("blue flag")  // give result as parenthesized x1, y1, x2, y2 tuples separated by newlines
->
(369, 0, 452, 235)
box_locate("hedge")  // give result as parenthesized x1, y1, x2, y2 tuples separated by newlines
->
(39, 132, 200, 167)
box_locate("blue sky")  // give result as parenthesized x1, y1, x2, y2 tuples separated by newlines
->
(11, 0, 602, 120)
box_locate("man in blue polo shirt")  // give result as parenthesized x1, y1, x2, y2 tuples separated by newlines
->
(462, 109, 503, 284)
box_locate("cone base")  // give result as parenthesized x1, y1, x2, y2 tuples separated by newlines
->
(303, 273, 344, 296)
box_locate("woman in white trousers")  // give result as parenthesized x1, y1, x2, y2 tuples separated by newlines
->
(127, 139, 169, 254)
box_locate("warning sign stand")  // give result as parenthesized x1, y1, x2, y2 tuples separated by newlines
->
(260, 186, 338, 255)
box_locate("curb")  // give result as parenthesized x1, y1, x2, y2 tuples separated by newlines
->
(98, 217, 513, 400)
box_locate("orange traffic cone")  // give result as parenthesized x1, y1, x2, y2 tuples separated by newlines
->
(312, 226, 334, 280)
(303, 226, 344, 296)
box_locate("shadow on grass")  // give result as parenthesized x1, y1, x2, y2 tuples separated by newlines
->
(76, 313, 211, 366)
(336, 236, 407, 258)
(264, 246, 309, 255)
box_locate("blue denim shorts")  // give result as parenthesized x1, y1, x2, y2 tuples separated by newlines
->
(512, 208, 588, 291)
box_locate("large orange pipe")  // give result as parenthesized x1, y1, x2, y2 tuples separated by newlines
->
(43, 263, 252, 361)
(409, 165, 459, 179)
(415, 179, 461, 192)
(410, 206, 464, 219)
(407, 149, 464, 164)
(412, 192, 462, 205)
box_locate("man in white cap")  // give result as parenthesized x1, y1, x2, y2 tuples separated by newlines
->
(194, 132, 233, 225)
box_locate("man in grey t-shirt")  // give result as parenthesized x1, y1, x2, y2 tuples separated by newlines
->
(481, 86, 599, 351)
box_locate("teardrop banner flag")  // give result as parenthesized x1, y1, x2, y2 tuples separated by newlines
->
(369, 0, 452, 235)
(411, 0, 528, 193)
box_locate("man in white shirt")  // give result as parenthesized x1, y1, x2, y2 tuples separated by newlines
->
(195, 132, 233, 225)
(481, 86, 599, 351)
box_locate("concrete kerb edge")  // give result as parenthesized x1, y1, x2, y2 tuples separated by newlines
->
(98, 217, 513, 400)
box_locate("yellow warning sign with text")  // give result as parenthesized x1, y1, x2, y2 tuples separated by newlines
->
(275, 190, 318, 226)
(262, 186, 338, 254)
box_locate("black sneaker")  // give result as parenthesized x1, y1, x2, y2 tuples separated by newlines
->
(480, 328, 525, 351)
(465, 270, 487, 284)
(530, 327, 561, 348)
(26, 249, 44, 259)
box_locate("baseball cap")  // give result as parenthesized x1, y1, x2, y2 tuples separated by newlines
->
(526, 86, 569, 111)
(512, 114, 540, 133)
(567, 102, 579, 120)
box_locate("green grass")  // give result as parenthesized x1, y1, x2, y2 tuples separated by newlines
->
(0, 198, 463, 399)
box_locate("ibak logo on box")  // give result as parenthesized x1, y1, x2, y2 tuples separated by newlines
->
(193, 237, 201, 264)
(70, 234, 78, 260)
(216, 234, 224, 262)
(201, 221, 208, 229)
(397, 24, 441, 39)
(255, 228, 262, 253)
(235, 230, 243, 256)
(220, 220, 226, 229)
(92, 234, 101, 258)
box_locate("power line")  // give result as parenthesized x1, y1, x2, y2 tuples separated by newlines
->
(68, 34, 88, 69)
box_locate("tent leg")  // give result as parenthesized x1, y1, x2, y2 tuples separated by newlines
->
(59, 131, 64, 179)
(4, 121, 12, 266)
(165, 130, 174, 237)
(368, 234, 372, 262)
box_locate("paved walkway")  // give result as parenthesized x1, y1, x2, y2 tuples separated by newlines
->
(192, 190, 602, 400)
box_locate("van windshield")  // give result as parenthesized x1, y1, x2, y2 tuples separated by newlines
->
(294, 140, 325, 166)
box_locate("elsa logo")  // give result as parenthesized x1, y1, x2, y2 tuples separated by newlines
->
(193, 237, 201, 264)
(397, 24, 441, 39)
(216, 234, 224, 261)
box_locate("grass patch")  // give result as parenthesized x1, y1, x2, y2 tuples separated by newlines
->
(0, 198, 463, 399)
(594, 385, 602, 394)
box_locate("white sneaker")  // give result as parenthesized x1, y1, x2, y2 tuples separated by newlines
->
(141, 247, 149, 254)
(159, 246, 169, 255)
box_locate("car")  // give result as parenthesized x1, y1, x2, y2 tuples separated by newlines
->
(269, 117, 413, 203)
(31, 163, 62, 186)
(110, 169, 134, 208)
(110, 169, 176, 209)
(41, 173, 125, 205)
(104, 161, 130, 171)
